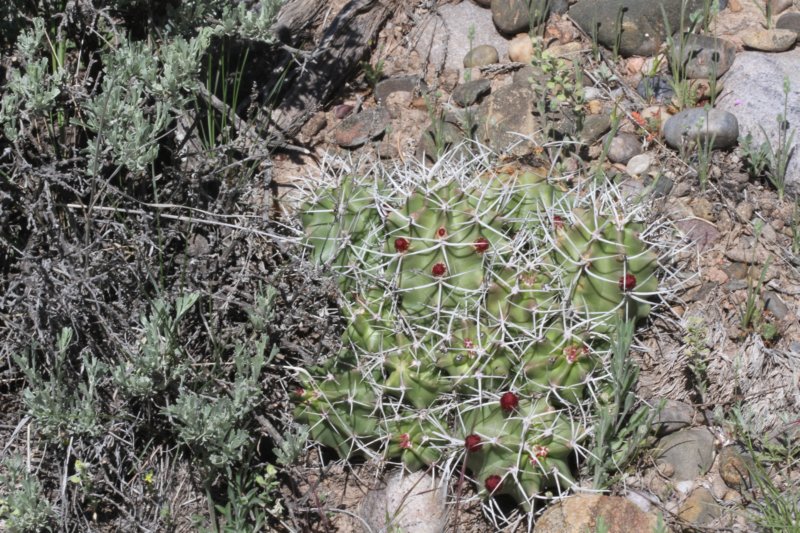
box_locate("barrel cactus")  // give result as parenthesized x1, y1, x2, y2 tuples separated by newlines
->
(291, 154, 663, 513)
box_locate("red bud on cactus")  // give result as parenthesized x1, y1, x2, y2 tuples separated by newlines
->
(530, 445, 549, 463)
(465, 434, 482, 452)
(500, 391, 519, 412)
(474, 237, 490, 253)
(394, 237, 410, 253)
(553, 215, 564, 229)
(431, 262, 447, 277)
(398, 433, 412, 449)
(464, 339, 477, 356)
(564, 345, 581, 364)
(293, 387, 305, 398)
(484, 474, 502, 494)
(436, 226, 447, 238)
(619, 273, 636, 291)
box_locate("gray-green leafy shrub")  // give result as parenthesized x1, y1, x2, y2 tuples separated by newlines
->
(0, 1, 282, 174)
(0, 455, 55, 533)
(14, 328, 105, 441)
(1, 1, 295, 531)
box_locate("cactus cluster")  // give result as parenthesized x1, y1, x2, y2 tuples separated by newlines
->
(292, 157, 660, 512)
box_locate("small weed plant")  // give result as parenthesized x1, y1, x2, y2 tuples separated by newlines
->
(683, 316, 710, 402)
(792, 199, 800, 256)
(741, 77, 796, 202)
(588, 319, 657, 489)
(729, 406, 800, 531)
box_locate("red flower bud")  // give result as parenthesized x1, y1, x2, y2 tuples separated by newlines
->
(474, 237, 490, 253)
(465, 434, 482, 452)
(619, 273, 636, 292)
(395, 237, 410, 253)
(500, 391, 519, 412)
(484, 474, 502, 494)
(431, 262, 447, 277)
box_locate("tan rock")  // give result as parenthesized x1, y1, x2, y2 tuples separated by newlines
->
(690, 197, 714, 221)
(508, 33, 534, 63)
(534, 494, 669, 533)
(718, 446, 752, 489)
(586, 99, 603, 115)
(627, 56, 645, 74)
(678, 487, 721, 527)
(547, 41, 583, 58)
(742, 28, 797, 52)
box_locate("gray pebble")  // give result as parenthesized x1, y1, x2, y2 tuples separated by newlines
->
(452, 79, 492, 107)
(662, 107, 739, 150)
(463, 45, 500, 68)
(607, 132, 643, 164)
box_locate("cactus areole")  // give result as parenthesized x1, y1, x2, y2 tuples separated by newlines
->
(295, 163, 662, 516)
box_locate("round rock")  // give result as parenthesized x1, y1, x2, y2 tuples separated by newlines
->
(656, 427, 716, 482)
(607, 132, 643, 163)
(678, 34, 736, 79)
(463, 44, 499, 67)
(741, 28, 797, 52)
(662, 107, 739, 150)
(776, 12, 800, 37)
(493, 0, 548, 34)
(508, 33, 534, 63)
(569, 0, 709, 57)
(627, 153, 652, 175)
(718, 446, 752, 489)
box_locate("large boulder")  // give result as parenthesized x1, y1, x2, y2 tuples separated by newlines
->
(569, 0, 707, 57)
(414, 2, 511, 74)
(716, 50, 800, 194)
